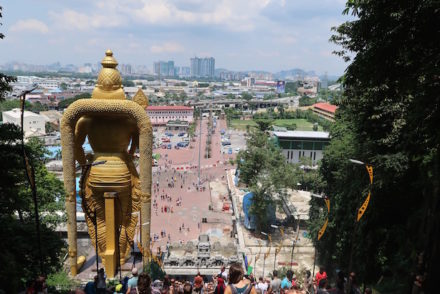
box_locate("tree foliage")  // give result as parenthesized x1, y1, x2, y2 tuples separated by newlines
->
(57, 92, 90, 109)
(0, 125, 65, 292)
(310, 1, 440, 291)
(237, 130, 297, 231)
(0, 12, 65, 291)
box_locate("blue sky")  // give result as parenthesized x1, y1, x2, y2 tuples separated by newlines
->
(1, 0, 351, 75)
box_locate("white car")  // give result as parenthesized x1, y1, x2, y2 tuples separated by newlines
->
(235, 147, 241, 152)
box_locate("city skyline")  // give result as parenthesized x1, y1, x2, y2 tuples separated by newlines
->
(0, 0, 351, 76)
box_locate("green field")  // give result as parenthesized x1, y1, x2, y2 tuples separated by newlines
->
(230, 119, 322, 131)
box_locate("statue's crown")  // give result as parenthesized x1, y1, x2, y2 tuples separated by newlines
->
(92, 50, 125, 100)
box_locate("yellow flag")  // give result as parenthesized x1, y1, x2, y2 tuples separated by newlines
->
(275, 242, 282, 256)
(366, 165, 373, 185)
(264, 247, 271, 259)
(357, 191, 371, 221)
(280, 228, 284, 236)
(317, 218, 328, 240)
(325, 198, 330, 213)
(268, 234, 272, 244)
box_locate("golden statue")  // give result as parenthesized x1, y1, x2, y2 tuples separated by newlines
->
(61, 50, 152, 277)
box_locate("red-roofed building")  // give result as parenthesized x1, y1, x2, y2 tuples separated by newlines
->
(312, 102, 338, 121)
(146, 105, 194, 125)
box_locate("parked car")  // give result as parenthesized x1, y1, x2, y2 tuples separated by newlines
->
(178, 132, 185, 137)
(167, 144, 172, 149)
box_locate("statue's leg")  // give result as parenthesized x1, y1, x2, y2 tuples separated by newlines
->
(85, 183, 106, 263)
(116, 186, 132, 264)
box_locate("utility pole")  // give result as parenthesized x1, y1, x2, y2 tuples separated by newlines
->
(198, 109, 202, 185)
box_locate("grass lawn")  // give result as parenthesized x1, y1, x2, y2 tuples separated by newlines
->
(230, 119, 322, 131)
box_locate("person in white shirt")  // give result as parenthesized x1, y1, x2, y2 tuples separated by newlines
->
(256, 277, 268, 294)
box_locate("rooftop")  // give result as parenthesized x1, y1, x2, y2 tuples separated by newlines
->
(3, 108, 42, 119)
(147, 105, 193, 111)
(273, 130, 330, 139)
(313, 102, 338, 114)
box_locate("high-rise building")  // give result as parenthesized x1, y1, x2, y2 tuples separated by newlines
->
(190, 57, 215, 78)
(153, 61, 175, 77)
(119, 64, 132, 75)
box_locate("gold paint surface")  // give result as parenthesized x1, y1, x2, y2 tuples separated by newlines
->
(61, 50, 152, 277)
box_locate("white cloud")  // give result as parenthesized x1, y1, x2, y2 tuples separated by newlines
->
(10, 19, 49, 34)
(49, 9, 124, 30)
(150, 42, 184, 54)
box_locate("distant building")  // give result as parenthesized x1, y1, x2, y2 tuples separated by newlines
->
(146, 105, 194, 126)
(273, 131, 330, 165)
(312, 102, 338, 121)
(154, 61, 175, 77)
(119, 64, 133, 75)
(190, 57, 215, 78)
(166, 120, 190, 131)
(2, 108, 46, 137)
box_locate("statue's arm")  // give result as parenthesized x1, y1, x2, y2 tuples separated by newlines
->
(74, 118, 88, 166)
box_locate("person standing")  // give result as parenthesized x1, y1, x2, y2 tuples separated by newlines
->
(256, 277, 268, 294)
(97, 268, 107, 294)
(270, 271, 281, 294)
(84, 276, 98, 294)
(315, 268, 327, 288)
(281, 270, 293, 290)
(224, 263, 256, 294)
(303, 270, 314, 294)
(126, 268, 139, 294)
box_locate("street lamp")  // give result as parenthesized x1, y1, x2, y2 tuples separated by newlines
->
(19, 85, 44, 273)
(348, 159, 365, 165)
(347, 158, 374, 292)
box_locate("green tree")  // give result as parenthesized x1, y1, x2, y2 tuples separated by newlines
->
(299, 95, 316, 106)
(237, 129, 297, 230)
(310, 1, 440, 291)
(58, 92, 90, 109)
(122, 79, 135, 87)
(255, 120, 272, 132)
(241, 92, 253, 101)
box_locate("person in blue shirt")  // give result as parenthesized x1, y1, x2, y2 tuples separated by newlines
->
(126, 268, 139, 294)
(280, 270, 293, 290)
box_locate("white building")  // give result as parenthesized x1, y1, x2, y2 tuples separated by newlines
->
(146, 106, 194, 126)
(273, 131, 330, 165)
(2, 108, 46, 137)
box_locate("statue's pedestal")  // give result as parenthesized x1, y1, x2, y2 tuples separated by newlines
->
(104, 192, 117, 277)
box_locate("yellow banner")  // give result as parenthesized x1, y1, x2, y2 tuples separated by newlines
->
(275, 242, 282, 256)
(318, 218, 328, 240)
(264, 247, 271, 259)
(357, 191, 371, 221)
(366, 165, 373, 185)
(325, 198, 330, 213)
(280, 228, 284, 236)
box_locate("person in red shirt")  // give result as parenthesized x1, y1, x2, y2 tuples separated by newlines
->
(315, 267, 328, 286)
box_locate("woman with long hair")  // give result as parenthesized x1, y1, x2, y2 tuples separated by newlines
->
(224, 263, 257, 294)
(134, 272, 152, 294)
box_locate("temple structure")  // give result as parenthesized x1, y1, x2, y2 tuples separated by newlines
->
(61, 50, 153, 277)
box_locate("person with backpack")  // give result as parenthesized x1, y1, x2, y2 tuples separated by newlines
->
(224, 263, 257, 294)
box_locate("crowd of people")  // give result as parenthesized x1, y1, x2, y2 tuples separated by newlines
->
(64, 264, 371, 294)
